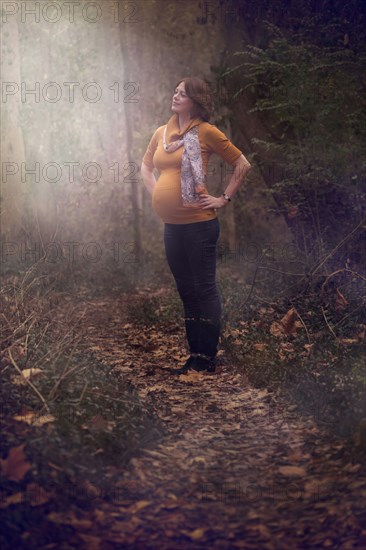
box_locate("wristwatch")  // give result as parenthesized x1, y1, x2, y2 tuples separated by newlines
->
(222, 193, 231, 202)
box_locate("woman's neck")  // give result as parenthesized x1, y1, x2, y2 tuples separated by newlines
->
(178, 113, 192, 132)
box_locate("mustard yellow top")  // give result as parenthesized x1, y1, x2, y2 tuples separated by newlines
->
(142, 113, 242, 224)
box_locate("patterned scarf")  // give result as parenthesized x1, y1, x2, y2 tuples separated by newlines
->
(163, 121, 207, 207)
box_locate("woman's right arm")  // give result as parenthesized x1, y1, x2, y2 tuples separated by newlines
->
(141, 128, 160, 196)
(140, 162, 157, 196)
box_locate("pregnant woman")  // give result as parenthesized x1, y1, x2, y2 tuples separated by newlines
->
(140, 76, 251, 374)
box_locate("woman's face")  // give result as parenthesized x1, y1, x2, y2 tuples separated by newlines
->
(171, 81, 195, 117)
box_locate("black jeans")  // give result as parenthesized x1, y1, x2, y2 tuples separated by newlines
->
(163, 218, 222, 322)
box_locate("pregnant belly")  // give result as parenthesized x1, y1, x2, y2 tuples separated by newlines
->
(152, 183, 182, 217)
(152, 173, 209, 215)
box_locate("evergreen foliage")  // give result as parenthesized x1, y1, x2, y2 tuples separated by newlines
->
(217, 13, 366, 269)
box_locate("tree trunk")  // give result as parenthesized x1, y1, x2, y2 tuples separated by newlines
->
(1, 13, 27, 241)
(118, 7, 142, 265)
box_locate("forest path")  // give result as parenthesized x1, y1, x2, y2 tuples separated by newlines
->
(68, 288, 366, 549)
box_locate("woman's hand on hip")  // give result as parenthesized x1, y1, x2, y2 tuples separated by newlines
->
(198, 194, 227, 210)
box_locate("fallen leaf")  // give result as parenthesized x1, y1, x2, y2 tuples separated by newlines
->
(13, 412, 55, 426)
(252, 523, 272, 538)
(303, 344, 314, 354)
(269, 321, 285, 337)
(192, 456, 207, 464)
(278, 465, 306, 477)
(343, 463, 361, 473)
(280, 308, 302, 335)
(0, 492, 24, 508)
(178, 370, 204, 382)
(253, 343, 267, 351)
(0, 444, 32, 482)
(20, 368, 43, 379)
(182, 528, 207, 541)
(79, 480, 101, 499)
(93, 509, 106, 524)
(161, 500, 179, 509)
(88, 414, 110, 431)
(47, 511, 92, 529)
(128, 500, 151, 513)
(339, 338, 358, 345)
(13, 410, 37, 423)
(31, 414, 56, 427)
(279, 342, 295, 352)
(356, 326, 365, 340)
(25, 482, 50, 506)
(335, 288, 348, 312)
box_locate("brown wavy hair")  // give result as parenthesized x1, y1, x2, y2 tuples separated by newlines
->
(174, 77, 213, 122)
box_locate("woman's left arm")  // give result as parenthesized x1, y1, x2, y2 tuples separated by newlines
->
(199, 154, 251, 210)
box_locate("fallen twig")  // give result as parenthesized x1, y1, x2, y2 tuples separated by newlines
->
(321, 306, 338, 340)
(8, 348, 50, 413)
